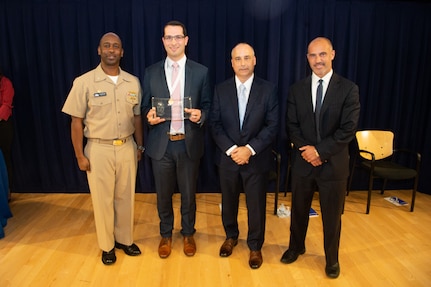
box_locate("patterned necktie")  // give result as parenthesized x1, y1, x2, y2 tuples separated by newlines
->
(238, 84, 247, 129)
(315, 79, 323, 142)
(171, 62, 182, 130)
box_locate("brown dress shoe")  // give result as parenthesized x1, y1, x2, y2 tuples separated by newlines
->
(158, 237, 172, 258)
(219, 238, 238, 257)
(249, 250, 263, 269)
(183, 235, 196, 256)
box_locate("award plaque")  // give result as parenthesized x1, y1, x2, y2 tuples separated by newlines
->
(152, 97, 192, 120)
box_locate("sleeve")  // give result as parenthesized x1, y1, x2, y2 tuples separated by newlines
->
(62, 77, 88, 119)
(0, 77, 15, 120)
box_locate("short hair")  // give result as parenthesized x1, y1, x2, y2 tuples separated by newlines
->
(99, 32, 122, 47)
(164, 20, 188, 37)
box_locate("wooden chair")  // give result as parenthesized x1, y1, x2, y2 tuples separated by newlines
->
(347, 130, 421, 214)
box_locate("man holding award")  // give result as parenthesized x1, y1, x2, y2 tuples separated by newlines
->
(142, 20, 212, 258)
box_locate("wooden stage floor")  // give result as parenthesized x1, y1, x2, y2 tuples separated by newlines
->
(1, 190, 430, 286)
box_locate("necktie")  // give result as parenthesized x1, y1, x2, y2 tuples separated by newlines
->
(315, 79, 323, 142)
(238, 84, 247, 129)
(171, 62, 181, 130)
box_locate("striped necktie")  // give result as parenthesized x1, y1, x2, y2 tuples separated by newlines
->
(171, 62, 182, 130)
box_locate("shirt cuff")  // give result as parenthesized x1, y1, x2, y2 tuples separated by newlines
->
(245, 144, 256, 156)
(226, 145, 238, 156)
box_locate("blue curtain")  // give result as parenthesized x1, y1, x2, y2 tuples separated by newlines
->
(1, 0, 430, 194)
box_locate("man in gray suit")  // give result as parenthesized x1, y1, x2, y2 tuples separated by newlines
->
(281, 37, 360, 278)
(142, 21, 212, 259)
(209, 43, 279, 269)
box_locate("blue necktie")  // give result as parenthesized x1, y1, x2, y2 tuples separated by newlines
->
(238, 84, 247, 129)
(315, 79, 323, 142)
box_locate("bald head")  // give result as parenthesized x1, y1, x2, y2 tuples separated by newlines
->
(100, 32, 122, 46)
(231, 43, 255, 58)
(308, 37, 333, 51)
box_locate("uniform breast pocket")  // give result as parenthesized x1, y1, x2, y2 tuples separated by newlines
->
(88, 98, 113, 120)
(126, 91, 139, 106)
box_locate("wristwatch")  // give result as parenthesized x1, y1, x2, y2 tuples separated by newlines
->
(137, 145, 145, 153)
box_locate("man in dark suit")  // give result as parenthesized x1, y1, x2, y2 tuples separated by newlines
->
(281, 37, 360, 278)
(209, 43, 279, 269)
(142, 21, 212, 258)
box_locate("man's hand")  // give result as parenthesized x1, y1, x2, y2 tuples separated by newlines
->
(231, 146, 252, 165)
(147, 107, 166, 125)
(299, 145, 323, 167)
(76, 156, 91, 171)
(185, 108, 201, 123)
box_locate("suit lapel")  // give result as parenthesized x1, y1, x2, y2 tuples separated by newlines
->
(302, 76, 314, 117)
(223, 78, 241, 129)
(158, 61, 170, 99)
(244, 78, 259, 125)
(321, 73, 339, 114)
(184, 60, 192, 100)
(230, 79, 241, 129)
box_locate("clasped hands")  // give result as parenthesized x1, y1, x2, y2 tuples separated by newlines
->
(146, 107, 201, 125)
(300, 145, 323, 167)
(231, 146, 252, 166)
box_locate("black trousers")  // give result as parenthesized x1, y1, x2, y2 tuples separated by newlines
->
(289, 171, 346, 265)
(218, 166, 268, 251)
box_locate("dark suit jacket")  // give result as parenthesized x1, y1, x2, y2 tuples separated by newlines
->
(209, 76, 279, 173)
(142, 59, 212, 160)
(286, 73, 360, 180)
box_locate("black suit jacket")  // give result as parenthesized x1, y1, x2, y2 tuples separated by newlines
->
(209, 76, 279, 173)
(142, 59, 212, 160)
(286, 73, 360, 180)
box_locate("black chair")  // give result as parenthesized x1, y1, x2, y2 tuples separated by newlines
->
(272, 145, 292, 215)
(284, 145, 293, 197)
(347, 130, 421, 214)
(270, 149, 281, 215)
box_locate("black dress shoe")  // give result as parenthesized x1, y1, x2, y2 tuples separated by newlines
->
(249, 250, 263, 269)
(102, 248, 116, 265)
(325, 262, 340, 278)
(115, 242, 141, 256)
(219, 238, 238, 257)
(280, 248, 305, 264)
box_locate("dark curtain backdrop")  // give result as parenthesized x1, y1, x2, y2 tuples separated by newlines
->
(1, 0, 430, 194)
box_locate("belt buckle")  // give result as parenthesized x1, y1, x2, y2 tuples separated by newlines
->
(113, 139, 124, 146)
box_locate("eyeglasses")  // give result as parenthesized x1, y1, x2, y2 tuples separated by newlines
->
(163, 35, 185, 41)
